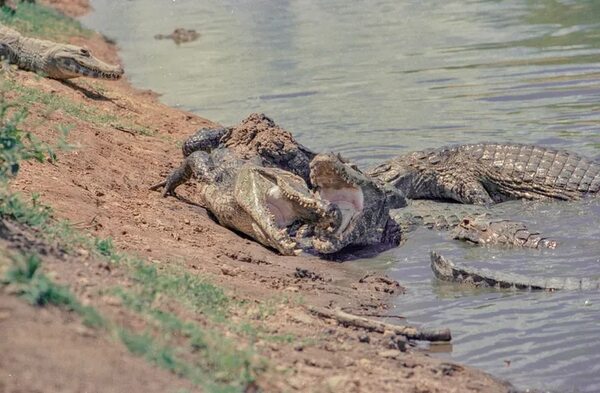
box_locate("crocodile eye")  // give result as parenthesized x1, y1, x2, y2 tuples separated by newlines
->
(80, 48, 91, 57)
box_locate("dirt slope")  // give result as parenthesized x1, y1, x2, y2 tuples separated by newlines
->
(1, 2, 518, 392)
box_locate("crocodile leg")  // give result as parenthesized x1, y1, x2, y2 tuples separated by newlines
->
(150, 150, 214, 197)
(181, 127, 229, 156)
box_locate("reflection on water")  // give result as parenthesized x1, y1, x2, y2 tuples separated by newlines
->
(83, 1, 600, 391)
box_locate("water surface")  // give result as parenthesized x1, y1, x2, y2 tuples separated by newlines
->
(83, 1, 600, 391)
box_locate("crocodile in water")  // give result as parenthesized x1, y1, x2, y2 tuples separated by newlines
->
(430, 251, 600, 291)
(369, 143, 600, 205)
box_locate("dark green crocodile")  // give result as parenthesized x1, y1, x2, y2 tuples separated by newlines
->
(369, 143, 600, 205)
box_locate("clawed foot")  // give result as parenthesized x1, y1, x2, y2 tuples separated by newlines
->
(149, 180, 176, 197)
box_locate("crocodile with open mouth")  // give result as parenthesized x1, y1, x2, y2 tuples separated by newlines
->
(0, 25, 124, 80)
(150, 148, 343, 256)
(368, 143, 600, 205)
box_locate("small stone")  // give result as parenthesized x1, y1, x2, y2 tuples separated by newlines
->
(284, 286, 299, 292)
(184, 218, 190, 225)
(103, 296, 122, 307)
(220, 266, 239, 277)
(294, 344, 304, 352)
(0, 309, 11, 321)
(76, 248, 89, 258)
(74, 324, 96, 337)
(358, 334, 370, 343)
(289, 311, 315, 325)
(325, 375, 349, 391)
(379, 349, 401, 359)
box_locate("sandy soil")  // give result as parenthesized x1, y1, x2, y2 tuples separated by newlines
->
(1, 1, 518, 392)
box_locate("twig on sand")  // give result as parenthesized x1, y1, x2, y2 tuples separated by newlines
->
(308, 306, 451, 342)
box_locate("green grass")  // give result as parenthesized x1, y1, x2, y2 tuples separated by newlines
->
(0, 2, 91, 40)
(1, 78, 154, 136)
(1, 252, 104, 327)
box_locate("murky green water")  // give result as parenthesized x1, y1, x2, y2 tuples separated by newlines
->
(83, 1, 600, 391)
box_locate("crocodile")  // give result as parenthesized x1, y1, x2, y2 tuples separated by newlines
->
(390, 200, 557, 249)
(150, 148, 342, 256)
(180, 113, 317, 185)
(368, 143, 600, 205)
(154, 28, 200, 44)
(308, 152, 403, 253)
(0, 25, 124, 80)
(430, 251, 600, 291)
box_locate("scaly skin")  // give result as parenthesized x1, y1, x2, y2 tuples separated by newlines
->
(181, 114, 316, 184)
(368, 143, 600, 205)
(390, 200, 557, 248)
(309, 153, 405, 253)
(150, 148, 342, 256)
(452, 216, 558, 249)
(430, 251, 600, 291)
(0, 25, 123, 80)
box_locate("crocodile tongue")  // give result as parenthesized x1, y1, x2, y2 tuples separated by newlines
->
(316, 187, 363, 235)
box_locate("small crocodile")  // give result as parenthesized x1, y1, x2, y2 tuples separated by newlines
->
(154, 28, 200, 44)
(369, 143, 600, 205)
(151, 148, 341, 256)
(390, 200, 557, 249)
(0, 25, 123, 80)
(430, 251, 600, 291)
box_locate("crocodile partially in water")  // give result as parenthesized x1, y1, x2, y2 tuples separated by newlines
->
(392, 200, 557, 249)
(431, 251, 600, 291)
(369, 143, 600, 205)
(151, 147, 404, 255)
(175, 115, 566, 255)
(0, 25, 123, 80)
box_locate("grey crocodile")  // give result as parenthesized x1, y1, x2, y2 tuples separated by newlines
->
(431, 251, 600, 291)
(150, 148, 341, 256)
(369, 143, 600, 205)
(0, 25, 123, 80)
(390, 200, 557, 249)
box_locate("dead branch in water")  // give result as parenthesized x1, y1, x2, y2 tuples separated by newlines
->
(308, 306, 451, 342)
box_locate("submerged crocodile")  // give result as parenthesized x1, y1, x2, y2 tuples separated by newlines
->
(391, 200, 558, 249)
(431, 251, 600, 291)
(154, 28, 200, 44)
(0, 25, 124, 80)
(151, 148, 342, 255)
(369, 143, 600, 205)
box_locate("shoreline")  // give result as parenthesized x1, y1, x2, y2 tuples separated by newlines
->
(1, 1, 519, 392)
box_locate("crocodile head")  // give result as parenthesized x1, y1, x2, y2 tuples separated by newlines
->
(235, 165, 342, 256)
(44, 45, 124, 80)
(452, 216, 558, 249)
(308, 153, 404, 253)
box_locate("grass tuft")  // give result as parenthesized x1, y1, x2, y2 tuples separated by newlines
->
(0, 2, 91, 40)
